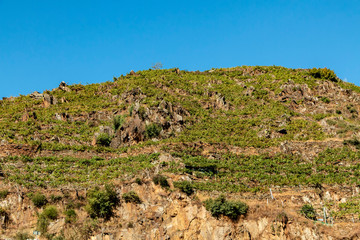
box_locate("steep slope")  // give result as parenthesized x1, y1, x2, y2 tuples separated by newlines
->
(0, 66, 360, 239)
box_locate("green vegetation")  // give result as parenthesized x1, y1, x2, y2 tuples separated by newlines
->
(145, 123, 162, 139)
(65, 209, 77, 223)
(30, 193, 48, 208)
(166, 147, 360, 192)
(204, 195, 248, 220)
(15, 232, 32, 240)
(86, 184, 120, 220)
(122, 191, 142, 204)
(113, 115, 125, 131)
(309, 67, 338, 82)
(0, 154, 158, 188)
(174, 181, 194, 195)
(153, 175, 170, 188)
(42, 205, 59, 220)
(96, 133, 112, 147)
(300, 204, 316, 220)
(0, 189, 9, 199)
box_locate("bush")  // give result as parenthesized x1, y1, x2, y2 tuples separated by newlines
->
(174, 181, 194, 195)
(113, 115, 125, 131)
(135, 177, 142, 185)
(96, 133, 112, 147)
(320, 97, 330, 103)
(122, 191, 142, 204)
(86, 184, 119, 220)
(309, 68, 338, 82)
(42, 205, 58, 220)
(204, 195, 248, 220)
(65, 209, 77, 223)
(50, 194, 62, 202)
(15, 232, 32, 240)
(37, 214, 49, 233)
(145, 123, 162, 139)
(0, 190, 9, 199)
(300, 204, 316, 220)
(153, 175, 170, 188)
(31, 193, 48, 208)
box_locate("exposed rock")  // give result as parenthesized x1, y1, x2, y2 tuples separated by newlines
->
(29, 91, 43, 99)
(58, 81, 71, 92)
(54, 113, 71, 121)
(43, 94, 58, 108)
(111, 115, 145, 147)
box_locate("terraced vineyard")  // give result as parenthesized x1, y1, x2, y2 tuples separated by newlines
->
(1, 66, 360, 239)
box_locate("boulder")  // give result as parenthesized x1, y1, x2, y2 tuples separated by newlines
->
(59, 81, 71, 92)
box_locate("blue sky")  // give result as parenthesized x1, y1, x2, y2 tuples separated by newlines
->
(1, 0, 360, 98)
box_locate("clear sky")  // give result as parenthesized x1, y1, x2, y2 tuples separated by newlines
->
(1, 0, 360, 98)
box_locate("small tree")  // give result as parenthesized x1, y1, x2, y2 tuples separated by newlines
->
(122, 191, 142, 204)
(151, 62, 163, 70)
(96, 133, 112, 147)
(300, 204, 316, 220)
(86, 185, 119, 220)
(145, 123, 162, 139)
(204, 195, 248, 220)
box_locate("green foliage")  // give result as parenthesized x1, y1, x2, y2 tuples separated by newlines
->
(145, 123, 162, 139)
(135, 177, 143, 185)
(113, 115, 125, 131)
(37, 214, 49, 233)
(86, 184, 120, 220)
(0, 207, 8, 217)
(50, 194, 62, 202)
(309, 68, 338, 82)
(174, 181, 194, 195)
(343, 138, 360, 149)
(300, 204, 316, 220)
(15, 232, 32, 240)
(122, 191, 142, 204)
(0, 154, 158, 188)
(31, 193, 48, 208)
(96, 133, 112, 147)
(42, 205, 58, 220)
(320, 96, 330, 103)
(204, 195, 248, 220)
(0, 189, 9, 199)
(65, 209, 77, 223)
(153, 175, 170, 188)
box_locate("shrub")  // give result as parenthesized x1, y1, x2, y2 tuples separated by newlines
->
(145, 123, 162, 139)
(300, 204, 316, 220)
(96, 133, 112, 147)
(0, 190, 9, 199)
(320, 97, 330, 103)
(65, 209, 77, 223)
(344, 138, 360, 149)
(204, 195, 248, 220)
(113, 115, 125, 131)
(309, 68, 338, 82)
(122, 191, 142, 204)
(37, 214, 49, 233)
(135, 177, 142, 185)
(31, 193, 48, 208)
(86, 184, 119, 220)
(174, 181, 194, 195)
(15, 232, 32, 240)
(153, 175, 170, 188)
(42, 205, 58, 220)
(50, 194, 62, 202)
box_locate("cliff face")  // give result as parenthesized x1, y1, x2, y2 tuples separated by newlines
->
(1, 66, 360, 239)
(1, 177, 360, 239)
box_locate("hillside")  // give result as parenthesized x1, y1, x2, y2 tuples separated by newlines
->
(1, 66, 360, 239)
